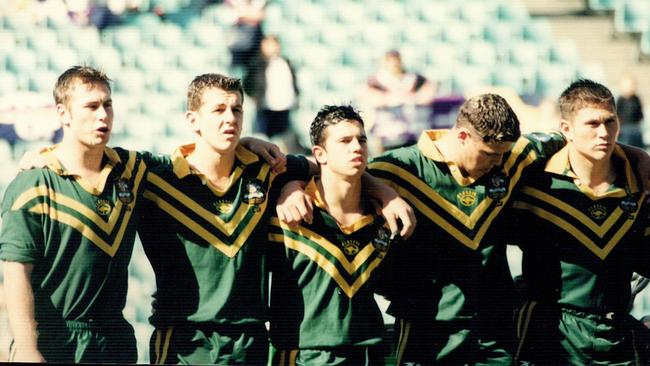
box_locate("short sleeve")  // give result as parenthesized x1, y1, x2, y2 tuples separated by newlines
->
(0, 208, 43, 263)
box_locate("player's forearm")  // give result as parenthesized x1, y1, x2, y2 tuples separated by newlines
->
(3, 261, 39, 350)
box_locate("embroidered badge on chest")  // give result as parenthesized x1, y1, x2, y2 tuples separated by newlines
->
(213, 200, 234, 215)
(115, 178, 133, 204)
(457, 189, 477, 207)
(95, 198, 112, 216)
(243, 179, 266, 211)
(372, 226, 391, 253)
(487, 171, 508, 201)
(620, 195, 638, 220)
(342, 240, 360, 255)
(588, 204, 607, 220)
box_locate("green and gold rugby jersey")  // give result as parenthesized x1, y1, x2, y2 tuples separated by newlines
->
(367, 130, 564, 319)
(0, 146, 147, 322)
(513, 145, 649, 314)
(139, 143, 309, 326)
(268, 179, 390, 350)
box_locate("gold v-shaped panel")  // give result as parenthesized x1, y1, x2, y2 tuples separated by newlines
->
(270, 218, 384, 298)
(513, 190, 645, 260)
(372, 150, 535, 250)
(11, 161, 146, 257)
(144, 165, 273, 258)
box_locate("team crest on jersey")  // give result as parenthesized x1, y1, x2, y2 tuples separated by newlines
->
(95, 199, 112, 216)
(588, 204, 607, 220)
(243, 179, 266, 209)
(457, 189, 477, 207)
(342, 240, 360, 255)
(373, 227, 391, 253)
(487, 171, 508, 201)
(619, 195, 638, 220)
(213, 200, 234, 214)
(115, 178, 133, 204)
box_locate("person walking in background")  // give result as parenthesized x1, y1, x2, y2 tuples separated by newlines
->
(244, 35, 301, 153)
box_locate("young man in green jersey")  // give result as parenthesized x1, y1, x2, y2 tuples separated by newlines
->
(512, 79, 650, 365)
(0, 66, 143, 363)
(138, 75, 414, 365)
(279, 94, 650, 365)
(269, 105, 395, 366)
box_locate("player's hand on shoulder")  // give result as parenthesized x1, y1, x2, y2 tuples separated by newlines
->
(276, 180, 313, 227)
(374, 195, 416, 241)
(240, 136, 287, 173)
(17, 150, 47, 173)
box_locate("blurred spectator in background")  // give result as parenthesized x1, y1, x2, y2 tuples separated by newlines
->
(617, 72, 645, 147)
(245, 35, 301, 153)
(360, 50, 437, 151)
(226, 0, 266, 76)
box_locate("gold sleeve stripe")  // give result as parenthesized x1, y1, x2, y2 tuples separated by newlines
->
(395, 318, 411, 366)
(158, 326, 173, 365)
(512, 201, 636, 260)
(645, 227, 650, 237)
(514, 301, 537, 362)
(289, 349, 298, 366)
(521, 186, 643, 237)
(270, 232, 382, 298)
(269, 218, 377, 274)
(144, 191, 262, 257)
(154, 328, 161, 365)
(28, 203, 123, 257)
(146, 166, 269, 234)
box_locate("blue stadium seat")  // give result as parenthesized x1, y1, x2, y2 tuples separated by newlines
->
(66, 27, 101, 56)
(426, 42, 462, 71)
(369, 1, 406, 23)
(465, 41, 497, 67)
(109, 26, 142, 53)
(522, 19, 554, 45)
(6, 48, 38, 74)
(452, 65, 493, 94)
(549, 40, 580, 67)
(641, 28, 650, 58)
(588, 0, 618, 12)
(614, 0, 650, 34)
(483, 22, 516, 46)
(29, 71, 59, 93)
(91, 46, 123, 76)
(497, 1, 530, 23)
(536, 63, 577, 98)
(157, 70, 191, 96)
(48, 47, 80, 73)
(153, 23, 185, 50)
(134, 46, 169, 73)
(332, 1, 366, 25)
(459, 0, 498, 25)
(401, 22, 443, 46)
(113, 68, 148, 94)
(0, 73, 18, 96)
(26, 29, 59, 53)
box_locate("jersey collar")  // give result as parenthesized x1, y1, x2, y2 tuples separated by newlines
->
(171, 143, 259, 179)
(417, 129, 477, 186)
(40, 145, 121, 195)
(544, 144, 639, 197)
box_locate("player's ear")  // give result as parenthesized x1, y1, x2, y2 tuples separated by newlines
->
(560, 119, 572, 142)
(56, 103, 70, 127)
(457, 127, 471, 146)
(312, 145, 326, 165)
(186, 111, 200, 134)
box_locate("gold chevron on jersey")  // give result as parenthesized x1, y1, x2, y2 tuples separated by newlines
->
(514, 147, 645, 259)
(143, 144, 276, 257)
(11, 149, 146, 257)
(369, 135, 537, 250)
(269, 217, 387, 298)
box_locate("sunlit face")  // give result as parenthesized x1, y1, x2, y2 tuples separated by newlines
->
(313, 120, 368, 179)
(188, 88, 243, 153)
(562, 105, 619, 162)
(57, 81, 113, 148)
(458, 129, 513, 180)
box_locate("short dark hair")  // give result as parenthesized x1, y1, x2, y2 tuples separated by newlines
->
(558, 79, 615, 120)
(54, 65, 111, 107)
(456, 93, 521, 143)
(310, 105, 364, 146)
(187, 73, 244, 111)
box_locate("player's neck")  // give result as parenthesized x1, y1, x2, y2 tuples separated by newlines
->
(54, 139, 105, 176)
(568, 147, 615, 194)
(187, 141, 236, 190)
(318, 171, 364, 227)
